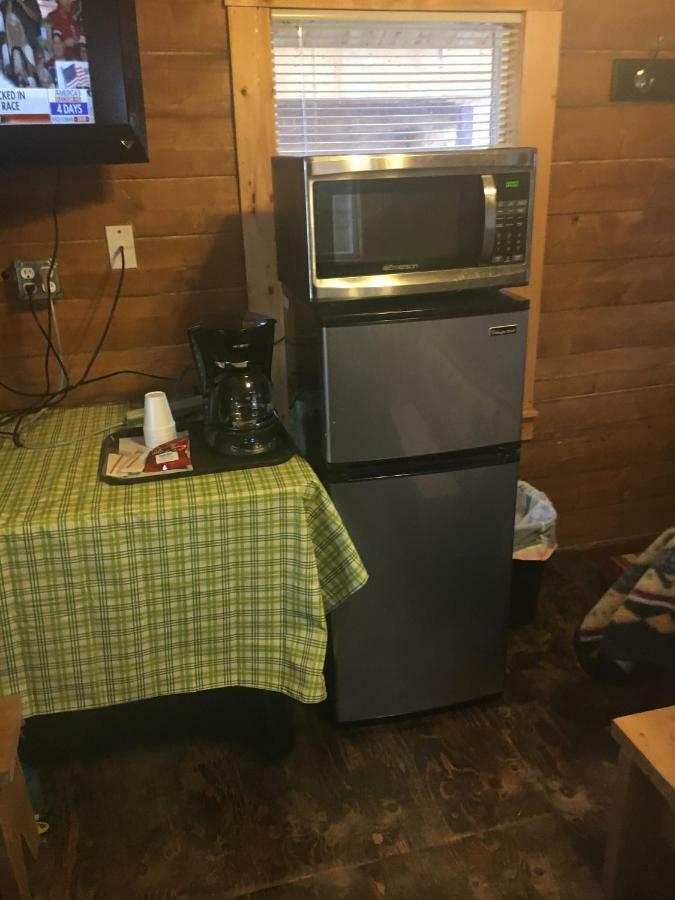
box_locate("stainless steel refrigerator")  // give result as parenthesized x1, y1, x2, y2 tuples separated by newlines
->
(285, 290, 529, 722)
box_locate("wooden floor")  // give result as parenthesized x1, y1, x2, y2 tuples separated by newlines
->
(22, 547, 675, 899)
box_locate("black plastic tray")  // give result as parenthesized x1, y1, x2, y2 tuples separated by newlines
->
(99, 422, 296, 485)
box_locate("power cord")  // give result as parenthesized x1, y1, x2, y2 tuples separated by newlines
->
(4, 248, 129, 446)
(1, 194, 193, 448)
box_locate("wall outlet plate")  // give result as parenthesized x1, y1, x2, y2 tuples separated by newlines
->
(13, 259, 61, 303)
(610, 59, 675, 101)
(105, 224, 138, 269)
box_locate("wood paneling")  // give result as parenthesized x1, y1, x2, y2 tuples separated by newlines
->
(0, 345, 196, 407)
(0, 290, 246, 361)
(554, 106, 675, 161)
(521, 415, 675, 479)
(521, 0, 675, 545)
(0, 1, 243, 410)
(546, 210, 675, 263)
(0, 177, 241, 243)
(554, 495, 675, 547)
(542, 257, 675, 311)
(538, 301, 675, 357)
(139, 0, 229, 52)
(535, 345, 675, 400)
(561, 0, 675, 51)
(533, 384, 675, 438)
(0, 234, 245, 302)
(535, 364, 675, 401)
(549, 160, 675, 214)
(536, 462, 675, 514)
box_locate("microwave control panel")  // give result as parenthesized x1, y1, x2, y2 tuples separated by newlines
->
(491, 172, 531, 265)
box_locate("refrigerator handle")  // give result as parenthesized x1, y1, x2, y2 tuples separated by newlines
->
(480, 174, 497, 264)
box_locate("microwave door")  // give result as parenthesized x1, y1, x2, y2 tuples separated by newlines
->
(311, 174, 485, 284)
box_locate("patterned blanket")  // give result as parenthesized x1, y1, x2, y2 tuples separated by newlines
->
(575, 528, 675, 678)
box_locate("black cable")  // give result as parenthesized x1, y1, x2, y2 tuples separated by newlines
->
(7, 252, 127, 446)
(0, 380, 45, 398)
(1, 242, 192, 443)
(31, 172, 68, 393)
(1, 179, 68, 406)
(81, 366, 189, 387)
(45, 178, 65, 386)
(25, 285, 67, 392)
(75, 246, 126, 388)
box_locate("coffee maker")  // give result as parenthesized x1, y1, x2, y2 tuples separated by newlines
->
(188, 314, 281, 457)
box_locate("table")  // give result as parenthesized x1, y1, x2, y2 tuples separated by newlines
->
(0, 405, 367, 717)
(603, 704, 675, 899)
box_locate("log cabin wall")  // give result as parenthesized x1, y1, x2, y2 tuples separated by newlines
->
(0, 0, 673, 547)
(0, 0, 245, 406)
(519, 0, 675, 546)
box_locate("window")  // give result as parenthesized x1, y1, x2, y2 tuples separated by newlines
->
(271, 11, 523, 155)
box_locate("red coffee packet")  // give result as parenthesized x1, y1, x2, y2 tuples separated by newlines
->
(144, 435, 191, 472)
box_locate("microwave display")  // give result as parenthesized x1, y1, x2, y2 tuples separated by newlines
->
(313, 175, 484, 278)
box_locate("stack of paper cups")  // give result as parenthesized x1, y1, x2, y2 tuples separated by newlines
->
(143, 391, 176, 449)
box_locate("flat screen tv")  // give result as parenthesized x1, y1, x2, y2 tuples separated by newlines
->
(0, 0, 147, 165)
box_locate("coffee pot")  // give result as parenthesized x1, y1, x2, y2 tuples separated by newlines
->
(188, 315, 281, 457)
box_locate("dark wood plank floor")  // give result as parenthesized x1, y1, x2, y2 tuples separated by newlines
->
(22, 547, 675, 899)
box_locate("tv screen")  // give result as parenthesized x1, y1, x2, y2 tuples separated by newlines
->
(0, 0, 147, 165)
(1, 1, 94, 126)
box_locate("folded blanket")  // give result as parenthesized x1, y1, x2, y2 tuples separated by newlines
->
(575, 527, 675, 679)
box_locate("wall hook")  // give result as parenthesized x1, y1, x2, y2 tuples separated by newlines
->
(650, 35, 665, 60)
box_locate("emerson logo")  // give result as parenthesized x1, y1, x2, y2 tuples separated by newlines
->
(382, 263, 420, 272)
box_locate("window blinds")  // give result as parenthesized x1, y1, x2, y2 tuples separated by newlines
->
(271, 12, 522, 156)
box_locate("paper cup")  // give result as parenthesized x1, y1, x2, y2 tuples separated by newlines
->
(143, 391, 176, 449)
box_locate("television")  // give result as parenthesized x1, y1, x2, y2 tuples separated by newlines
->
(0, 0, 147, 165)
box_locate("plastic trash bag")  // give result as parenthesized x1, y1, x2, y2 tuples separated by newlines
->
(513, 481, 557, 561)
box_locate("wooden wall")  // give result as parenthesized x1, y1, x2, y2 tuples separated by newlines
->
(519, 0, 675, 545)
(1, 0, 673, 547)
(0, 0, 245, 406)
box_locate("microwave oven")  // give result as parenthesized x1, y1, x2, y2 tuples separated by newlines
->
(272, 148, 536, 301)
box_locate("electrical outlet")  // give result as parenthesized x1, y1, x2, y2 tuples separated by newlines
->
(13, 259, 61, 303)
(105, 224, 138, 269)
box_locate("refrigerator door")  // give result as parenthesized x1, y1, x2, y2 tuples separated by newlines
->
(328, 459, 517, 722)
(322, 308, 527, 463)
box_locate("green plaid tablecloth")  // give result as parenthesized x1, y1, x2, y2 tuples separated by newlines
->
(0, 404, 367, 717)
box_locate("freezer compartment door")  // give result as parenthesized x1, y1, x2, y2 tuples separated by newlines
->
(328, 460, 517, 722)
(322, 309, 527, 463)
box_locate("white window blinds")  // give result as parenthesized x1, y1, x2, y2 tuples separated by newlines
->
(271, 11, 522, 156)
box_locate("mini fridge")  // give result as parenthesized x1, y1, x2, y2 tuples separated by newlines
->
(285, 290, 529, 722)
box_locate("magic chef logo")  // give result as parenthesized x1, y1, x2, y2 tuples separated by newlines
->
(382, 263, 420, 272)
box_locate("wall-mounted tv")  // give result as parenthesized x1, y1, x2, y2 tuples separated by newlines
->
(0, 0, 147, 165)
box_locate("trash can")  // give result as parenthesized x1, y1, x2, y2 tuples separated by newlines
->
(510, 481, 557, 626)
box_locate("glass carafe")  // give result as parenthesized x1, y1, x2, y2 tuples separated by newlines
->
(206, 361, 279, 456)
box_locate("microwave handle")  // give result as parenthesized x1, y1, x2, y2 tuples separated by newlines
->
(480, 174, 497, 264)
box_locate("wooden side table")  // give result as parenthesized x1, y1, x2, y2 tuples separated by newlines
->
(604, 705, 675, 899)
(0, 696, 38, 900)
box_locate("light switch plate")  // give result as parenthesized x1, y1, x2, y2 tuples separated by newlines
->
(105, 224, 138, 269)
